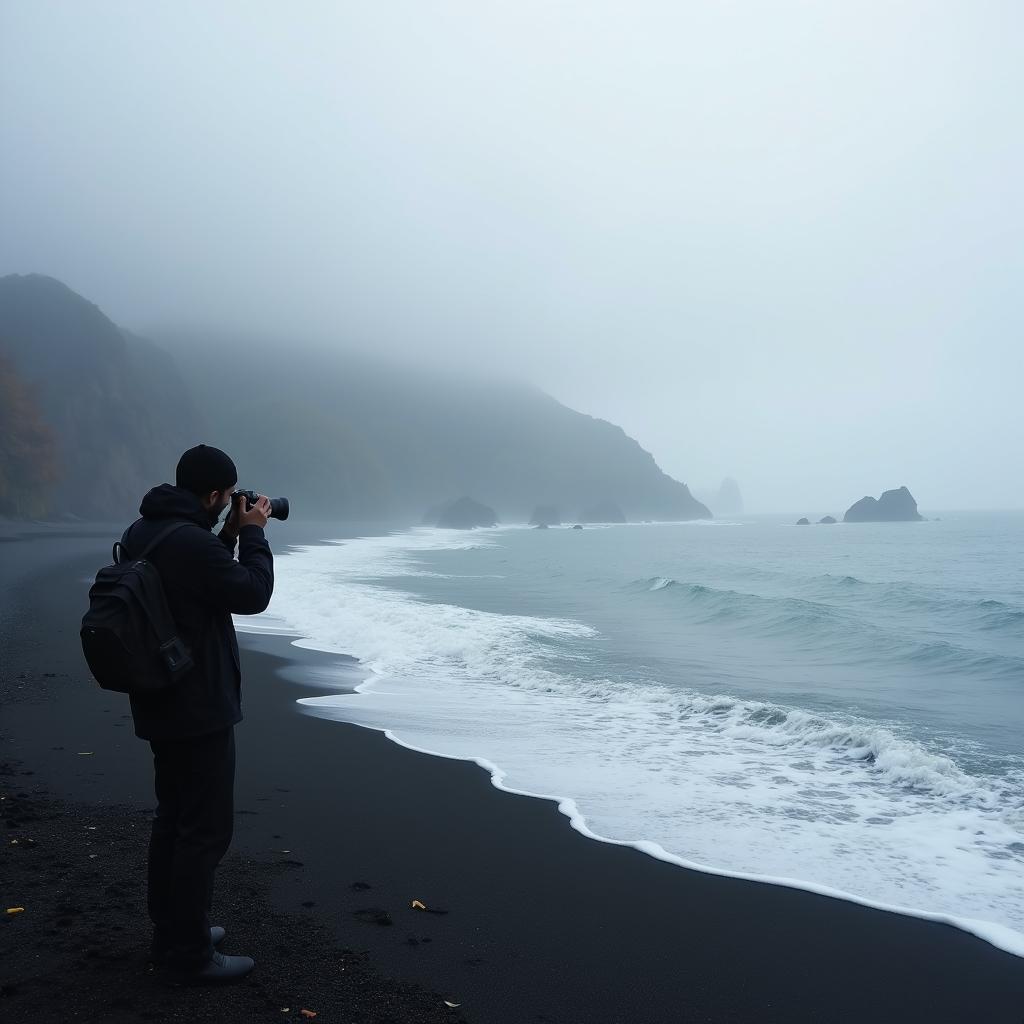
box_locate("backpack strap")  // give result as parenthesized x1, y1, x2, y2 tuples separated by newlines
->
(115, 520, 194, 565)
(137, 521, 194, 560)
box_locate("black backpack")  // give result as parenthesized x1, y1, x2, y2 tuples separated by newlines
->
(80, 521, 196, 694)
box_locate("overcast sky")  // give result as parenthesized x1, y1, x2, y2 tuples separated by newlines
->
(2, 2, 1021, 512)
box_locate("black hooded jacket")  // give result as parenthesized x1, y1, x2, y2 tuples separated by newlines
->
(121, 483, 274, 741)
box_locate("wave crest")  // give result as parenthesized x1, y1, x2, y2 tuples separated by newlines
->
(682, 693, 1000, 801)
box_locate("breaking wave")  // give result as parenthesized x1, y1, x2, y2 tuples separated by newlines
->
(245, 522, 1024, 957)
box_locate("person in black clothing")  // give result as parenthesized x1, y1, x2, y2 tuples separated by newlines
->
(122, 444, 274, 985)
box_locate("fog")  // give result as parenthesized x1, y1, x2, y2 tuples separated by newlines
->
(2, 2, 1021, 513)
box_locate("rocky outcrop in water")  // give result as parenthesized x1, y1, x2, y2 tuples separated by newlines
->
(434, 496, 498, 530)
(796, 518, 810, 526)
(844, 487, 924, 523)
(715, 477, 744, 516)
(530, 504, 561, 527)
(819, 515, 837, 524)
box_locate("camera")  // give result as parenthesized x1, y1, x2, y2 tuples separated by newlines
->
(233, 489, 290, 521)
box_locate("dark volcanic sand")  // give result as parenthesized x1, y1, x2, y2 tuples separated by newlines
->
(0, 782, 463, 1023)
(2, 523, 1024, 1023)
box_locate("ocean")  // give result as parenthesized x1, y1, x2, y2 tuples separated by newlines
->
(242, 512, 1024, 955)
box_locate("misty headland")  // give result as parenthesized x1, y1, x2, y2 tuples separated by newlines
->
(0, 273, 709, 525)
(0, 275, 947, 528)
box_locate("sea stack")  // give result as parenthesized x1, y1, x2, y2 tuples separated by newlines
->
(844, 486, 924, 523)
(530, 505, 561, 527)
(434, 496, 498, 529)
(715, 477, 744, 516)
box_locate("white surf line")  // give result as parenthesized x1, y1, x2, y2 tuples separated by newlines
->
(294, 681, 1024, 961)
(244, 526, 1024, 961)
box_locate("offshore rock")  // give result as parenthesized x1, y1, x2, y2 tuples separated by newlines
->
(530, 504, 561, 527)
(435, 496, 498, 530)
(844, 486, 924, 523)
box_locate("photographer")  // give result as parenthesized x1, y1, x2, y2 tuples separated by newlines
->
(121, 444, 274, 984)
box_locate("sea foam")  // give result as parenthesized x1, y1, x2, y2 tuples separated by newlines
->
(242, 525, 1024, 958)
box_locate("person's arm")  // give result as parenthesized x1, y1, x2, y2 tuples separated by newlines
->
(198, 495, 274, 615)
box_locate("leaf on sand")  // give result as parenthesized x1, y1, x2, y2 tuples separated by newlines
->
(443, 1000, 462, 1008)
(300, 1011, 317, 1019)
(411, 898, 449, 913)
(6, 907, 25, 915)
(77, 752, 94, 756)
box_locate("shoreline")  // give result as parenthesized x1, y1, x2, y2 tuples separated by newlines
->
(3, 528, 1024, 1022)
(297, 666, 1024, 960)
(292, 643, 1024, 960)
(257, 522, 1024, 961)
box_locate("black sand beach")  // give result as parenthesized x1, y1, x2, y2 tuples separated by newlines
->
(3, 524, 1024, 1023)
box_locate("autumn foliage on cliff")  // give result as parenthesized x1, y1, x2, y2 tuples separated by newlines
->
(0, 352, 59, 517)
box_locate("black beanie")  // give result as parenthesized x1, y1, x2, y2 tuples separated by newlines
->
(175, 444, 238, 496)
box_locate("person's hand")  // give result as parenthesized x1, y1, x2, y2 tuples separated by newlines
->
(238, 494, 271, 530)
(221, 495, 242, 542)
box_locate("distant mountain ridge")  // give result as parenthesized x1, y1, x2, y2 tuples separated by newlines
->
(0, 274, 710, 522)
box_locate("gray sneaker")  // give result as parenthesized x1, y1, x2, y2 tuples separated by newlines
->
(164, 950, 255, 986)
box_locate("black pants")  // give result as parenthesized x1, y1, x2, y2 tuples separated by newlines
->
(148, 725, 235, 966)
